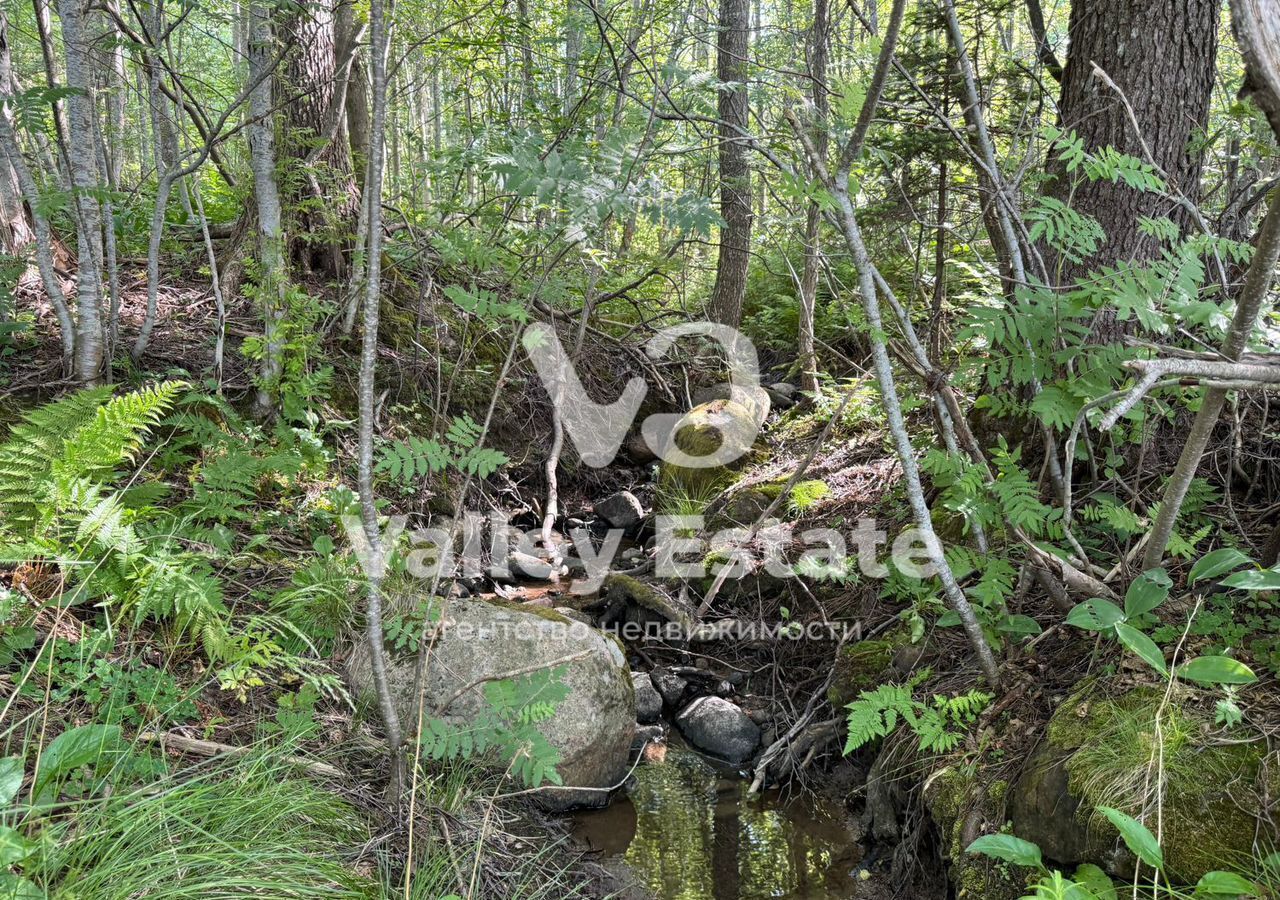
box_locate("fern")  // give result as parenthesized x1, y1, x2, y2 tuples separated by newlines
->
(844, 670, 991, 755)
(418, 666, 570, 788)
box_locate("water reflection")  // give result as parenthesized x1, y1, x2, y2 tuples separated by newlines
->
(572, 747, 862, 899)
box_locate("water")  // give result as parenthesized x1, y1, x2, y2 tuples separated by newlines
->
(570, 746, 866, 899)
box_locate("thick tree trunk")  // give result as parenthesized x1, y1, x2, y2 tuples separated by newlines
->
(282, 0, 359, 277)
(709, 0, 751, 328)
(1049, 0, 1220, 301)
(1142, 0, 1280, 567)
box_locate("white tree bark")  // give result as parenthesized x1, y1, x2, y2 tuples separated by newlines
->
(356, 0, 404, 777)
(57, 0, 107, 385)
(246, 1, 287, 419)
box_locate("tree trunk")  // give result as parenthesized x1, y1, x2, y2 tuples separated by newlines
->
(709, 0, 751, 328)
(282, 0, 359, 277)
(57, 0, 106, 385)
(1142, 0, 1280, 567)
(356, 0, 404, 784)
(247, 1, 287, 419)
(0, 13, 33, 257)
(797, 0, 828, 394)
(1049, 0, 1220, 307)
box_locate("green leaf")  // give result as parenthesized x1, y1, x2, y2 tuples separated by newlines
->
(965, 834, 1043, 868)
(1064, 598, 1125, 631)
(1115, 624, 1167, 676)
(1097, 806, 1163, 870)
(1219, 568, 1280, 591)
(0, 873, 43, 900)
(1178, 656, 1258, 686)
(1073, 863, 1117, 900)
(998, 614, 1043, 636)
(1194, 871, 1257, 896)
(1124, 569, 1171, 617)
(1189, 548, 1252, 585)
(0, 757, 22, 809)
(33, 723, 121, 799)
(0, 826, 35, 866)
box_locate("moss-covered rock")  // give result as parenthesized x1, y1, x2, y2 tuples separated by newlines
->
(924, 766, 1031, 900)
(1011, 684, 1276, 883)
(596, 573, 694, 632)
(657, 399, 763, 498)
(828, 638, 900, 707)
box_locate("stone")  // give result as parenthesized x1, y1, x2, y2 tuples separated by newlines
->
(675, 696, 761, 763)
(764, 384, 796, 408)
(767, 381, 797, 400)
(691, 383, 732, 407)
(622, 431, 658, 464)
(491, 550, 557, 583)
(649, 667, 688, 707)
(593, 490, 645, 528)
(350, 596, 635, 810)
(632, 671, 663, 724)
(1008, 686, 1278, 882)
(656, 398, 768, 497)
(631, 723, 665, 757)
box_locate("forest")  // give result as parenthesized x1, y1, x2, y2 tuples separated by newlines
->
(0, 0, 1279, 896)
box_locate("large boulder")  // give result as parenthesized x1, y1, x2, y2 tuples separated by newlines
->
(1009, 686, 1277, 882)
(655, 398, 767, 498)
(675, 696, 760, 763)
(351, 597, 635, 809)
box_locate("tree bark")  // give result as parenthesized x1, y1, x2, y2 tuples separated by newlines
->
(356, 0, 404, 784)
(709, 0, 752, 328)
(247, 1, 287, 419)
(1049, 0, 1220, 310)
(281, 0, 360, 276)
(796, 0, 828, 395)
(0, 11, 33, 257)
(57, 0, 107, 385)
(1142, 0, 1280, 568)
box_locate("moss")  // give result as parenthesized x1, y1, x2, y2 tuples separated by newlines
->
(1044, 684, 1273, 882)
(483, 598, 575, 625)
(827, 636, 900, 707)
(657, 400, 759, 497)
(601, 574, 691, 628)
(925, 766, 1030, 900)
(787, 479, 830, 512)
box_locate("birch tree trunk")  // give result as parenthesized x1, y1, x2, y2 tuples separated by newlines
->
(57, 0, 106, 385)
(247, 1, 287, 419)
(355, 0, 404, 782)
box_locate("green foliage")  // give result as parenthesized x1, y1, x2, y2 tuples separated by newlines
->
(418, 665, 570, 788)
(377, 413, 508, 491)
(843, 670, 991, 755)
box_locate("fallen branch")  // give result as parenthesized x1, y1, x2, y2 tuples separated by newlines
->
(138, 731, 344, 779)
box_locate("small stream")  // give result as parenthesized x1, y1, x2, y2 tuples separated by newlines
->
(570, 744, 868, 899)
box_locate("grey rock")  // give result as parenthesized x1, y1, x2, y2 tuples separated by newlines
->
(648, 667, 688, 707)
(675, 696, 761, 763)
(764, 385, 796, 408)
(691, 383, 733, 407)
(350, 596, 634, 809)
(767, 381, 797, 399)
(632, 671, 663, 723)
(593, 490, 645, 528)
(491, 550, 557, 583)
(623, 431, 658, 464)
